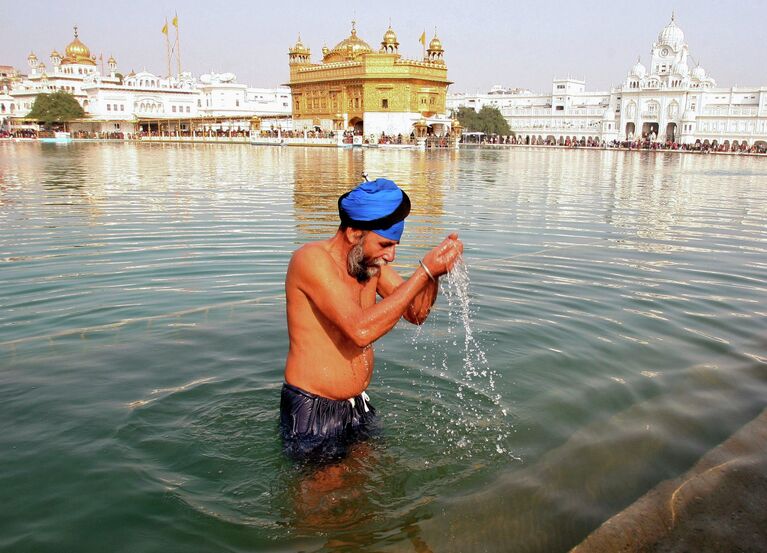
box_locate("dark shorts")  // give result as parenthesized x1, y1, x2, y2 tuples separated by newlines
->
(279, 382, 377, 461)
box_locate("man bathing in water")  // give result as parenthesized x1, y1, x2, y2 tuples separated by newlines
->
(281, 178, 463, 459)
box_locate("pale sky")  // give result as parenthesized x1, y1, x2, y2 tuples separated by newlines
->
(2, 0, 765, 93)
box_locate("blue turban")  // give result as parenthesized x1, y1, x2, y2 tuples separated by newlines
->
(338, 178, 411, 241)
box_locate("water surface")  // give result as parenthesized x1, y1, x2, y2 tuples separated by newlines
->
(1, 142, 766, 552)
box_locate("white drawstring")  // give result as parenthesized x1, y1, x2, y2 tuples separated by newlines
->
(349, 391, 371, 412)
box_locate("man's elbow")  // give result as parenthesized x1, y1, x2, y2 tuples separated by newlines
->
(350, 328, 374, 348)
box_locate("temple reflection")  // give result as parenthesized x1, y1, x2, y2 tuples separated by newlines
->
(291, 149, 455, 266)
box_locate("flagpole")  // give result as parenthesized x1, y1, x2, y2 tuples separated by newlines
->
(174, 14, 181, 76)
(164, 18, 171, 78)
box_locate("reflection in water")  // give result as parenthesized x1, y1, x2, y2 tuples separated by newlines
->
(291, 148, 449, 251)
(284, 442, 378, 534)
(279, 438, 438, 552)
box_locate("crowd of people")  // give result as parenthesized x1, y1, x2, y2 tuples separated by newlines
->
(3, 126, 764, 154)
(463, 133, 767, 155)
(70, 131, 129, 139)
(1, 129, 37, 138)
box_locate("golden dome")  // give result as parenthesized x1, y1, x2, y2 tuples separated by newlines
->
(383, 25, 398, 44)
(28, 52, 38, 61)
(50, 50, 61, 58)
(66, 37, 90, 59)
(292, 35, 308, 54)
(324, 21, 373, 62)
(429, 35, 443, 51)
(108, 55, 116, 65)
(62, 26, 96, 66)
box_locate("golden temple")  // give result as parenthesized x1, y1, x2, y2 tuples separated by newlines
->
(286, 22, 452, 136)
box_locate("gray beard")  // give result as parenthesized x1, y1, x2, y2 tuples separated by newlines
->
(347, 239, 386, 283)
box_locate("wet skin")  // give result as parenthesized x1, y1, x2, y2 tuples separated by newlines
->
(284, 228, 463, 400)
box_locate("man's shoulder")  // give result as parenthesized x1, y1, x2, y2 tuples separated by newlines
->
(291, 241, 331, 266)
(288, 241, 336, 282)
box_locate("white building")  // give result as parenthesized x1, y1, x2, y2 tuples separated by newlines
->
(449, 15, 767, 149)
(8, 27, 292, 135)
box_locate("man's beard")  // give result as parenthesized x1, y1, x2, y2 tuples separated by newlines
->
(347, 238, 386, 283)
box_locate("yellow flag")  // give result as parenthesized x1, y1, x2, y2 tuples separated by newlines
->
(419, 31, 426, 46)
(161, 22, 168, 35)
(172, 15, 178, 27)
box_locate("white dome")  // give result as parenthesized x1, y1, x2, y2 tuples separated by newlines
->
(630, 60, 647, 78)
(658, 16, 685, 49)
(691, 65, 706, 80)
(673, 61, 689, 76)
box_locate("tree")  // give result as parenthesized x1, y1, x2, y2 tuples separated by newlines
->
(454, 105, 512, 136)
(27, 91, 85, 129)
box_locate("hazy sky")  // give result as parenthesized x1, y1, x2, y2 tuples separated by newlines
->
(3, 0, 765, 93)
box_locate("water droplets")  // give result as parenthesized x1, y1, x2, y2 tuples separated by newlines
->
(402, 255, 515, 462)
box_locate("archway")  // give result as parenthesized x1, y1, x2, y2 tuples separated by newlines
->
(665, 122, 677, 142)
(625, 122, 635, 139)
(349, 117, 363, 134)
(642, 122, 659, 139)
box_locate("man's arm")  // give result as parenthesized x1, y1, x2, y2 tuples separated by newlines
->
(289, 246, 435, 348)
(290, 233, 462, 347)
(377, 264, 437, 325)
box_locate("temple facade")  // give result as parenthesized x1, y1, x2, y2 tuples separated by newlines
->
(4, 27, 291, 135)
(287, 22, 453, 137)
(449, 14, 767, 149)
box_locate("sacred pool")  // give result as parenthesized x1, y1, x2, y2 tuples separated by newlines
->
(1, 142, 765, 552)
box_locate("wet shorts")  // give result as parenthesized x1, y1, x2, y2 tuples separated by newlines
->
(279, 382, 377, 460)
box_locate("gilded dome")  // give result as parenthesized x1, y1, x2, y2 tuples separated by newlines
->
(62, 27, 96, 66)
(382, 26, 398, 45)
(324, 22, 373, 62)
(108, 55, 116, 65)
(657, 14, 684, 50)
(66, 38, 90, 59)
(428, 35, 443, 51)
(292, 35, 308, 54)
(50, 50, 61, 58)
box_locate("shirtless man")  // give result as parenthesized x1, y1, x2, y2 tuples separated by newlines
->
(280, 178, 463, 459)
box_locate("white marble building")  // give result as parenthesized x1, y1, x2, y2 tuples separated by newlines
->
(7, 27, 292, 134)
(449, 15, 767, 149)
